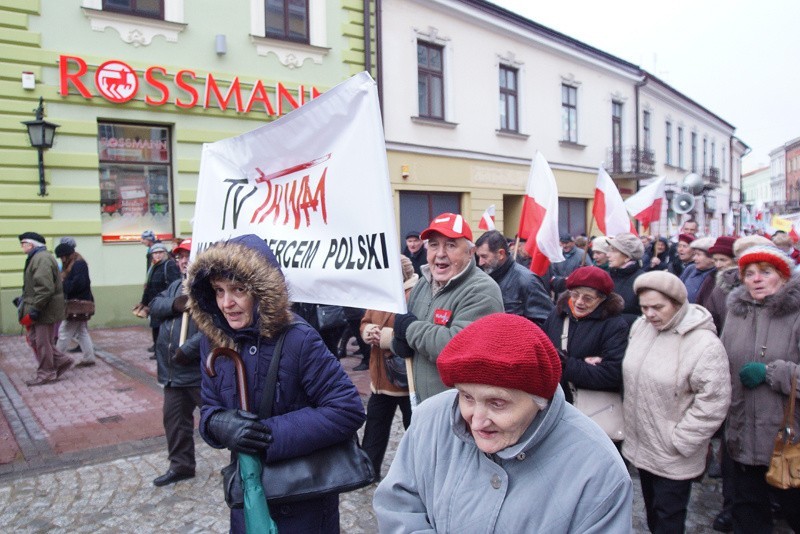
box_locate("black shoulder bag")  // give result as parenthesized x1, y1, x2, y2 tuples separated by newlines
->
(222, 326, 375, 508)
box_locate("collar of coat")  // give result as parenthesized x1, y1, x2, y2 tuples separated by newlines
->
(421, 257, 477, 294)
(727, 273, 800, 319)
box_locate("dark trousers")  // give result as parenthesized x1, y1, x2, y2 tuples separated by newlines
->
(731, 460, 800, 533)
(638, 469, 692, 534)
(362, 393, 412, 478)
(163, 386, 202, 474)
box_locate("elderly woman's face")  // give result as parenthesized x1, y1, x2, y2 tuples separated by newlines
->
(743, 263, 786, 301)
(211, 277, 255, 330)
(569, 287, 605, 317)
(456, 384, 539, 454)
(638, 289, 680, 330)
(607, 248, 629, 268)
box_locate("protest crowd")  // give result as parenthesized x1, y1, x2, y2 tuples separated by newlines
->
(12, 202, 800, 534)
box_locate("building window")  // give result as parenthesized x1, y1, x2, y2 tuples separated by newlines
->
(559, 198, 587, 237)
(499, 65, 518, 132)
(399, 191, 460, 239)
(691, 132, 698, 172)
(610, 101, 622, 171)
(102, 0, 164, 19)
(722, 147, 726, 181)
(418, 41, 444, 120)
(665, 121, 672, 165)
(703, 138, 708, 173)
(678, 127, 684, 168)
(562, 85, 578, 142)
(711, 141, 716, 168)
(643, 111, 651, 152)
(98, 122, 173, 243)
(265, 0, 309, 43)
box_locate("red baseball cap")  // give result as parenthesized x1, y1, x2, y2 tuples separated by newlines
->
(172, 238, 192, 255)
(420, 213, 473, 242)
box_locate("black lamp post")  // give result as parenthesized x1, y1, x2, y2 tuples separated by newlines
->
(21, 97, 59, 197)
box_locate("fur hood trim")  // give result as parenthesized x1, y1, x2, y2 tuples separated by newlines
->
(727, 273, 800, 319)
(186, 234, 293, 348)
(555, 290, 625, 319)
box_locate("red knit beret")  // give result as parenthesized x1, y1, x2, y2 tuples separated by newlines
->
(566, 266, 614, 295)
(708, 236, 736, 258)
(678, 233, 695, 245)
(738, 245, 794, 279)
(437, 313, 562, 399)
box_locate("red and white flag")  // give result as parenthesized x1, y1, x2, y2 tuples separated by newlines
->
(518, 152, 565, 276)
(593, 166, 637, 236)
(624, 176, 666, 231)
(478, 204, 496, 231)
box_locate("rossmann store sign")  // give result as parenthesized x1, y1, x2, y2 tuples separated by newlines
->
(58, 54, 322, 115)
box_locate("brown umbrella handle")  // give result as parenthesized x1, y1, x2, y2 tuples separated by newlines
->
(206, 347, 250, 412)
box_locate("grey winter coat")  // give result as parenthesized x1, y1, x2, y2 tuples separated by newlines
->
(722, 273, 800, 466)
(373, 387, 633, 533)
(395, 259, 504, 402)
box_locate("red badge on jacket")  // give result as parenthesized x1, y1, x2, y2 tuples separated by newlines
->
(434, 309, 452, 326)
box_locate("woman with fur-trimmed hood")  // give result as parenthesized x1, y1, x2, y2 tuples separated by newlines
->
(187, 234, 365, 533)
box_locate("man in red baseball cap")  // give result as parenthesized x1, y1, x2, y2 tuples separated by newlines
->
(392, 213, 504, 403)
(149, 237, 204, 487)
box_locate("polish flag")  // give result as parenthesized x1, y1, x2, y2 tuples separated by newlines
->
(518, 152, 565, 276)
(478, 205, 496, 231)
(593, 166, 637, 236)
(624, 176, 666, 231)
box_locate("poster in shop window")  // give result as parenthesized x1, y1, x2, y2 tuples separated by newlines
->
(192, 72, 406, 313)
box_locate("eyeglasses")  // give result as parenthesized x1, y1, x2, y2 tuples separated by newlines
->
(569, 290, 603, 305)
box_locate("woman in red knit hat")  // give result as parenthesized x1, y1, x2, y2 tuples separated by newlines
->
(541, 266, 629, 441)
(721, 245, 800, 532)
(373, 313, 632, 532)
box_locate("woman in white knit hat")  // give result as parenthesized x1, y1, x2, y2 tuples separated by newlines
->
(606, 232, 645, 328)
(622, 270, 731, 533)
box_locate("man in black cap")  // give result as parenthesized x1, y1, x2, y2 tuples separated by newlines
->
(17, 232, 73, 386)
(550, 233, 592, 296)
(401, 230, 427, 276)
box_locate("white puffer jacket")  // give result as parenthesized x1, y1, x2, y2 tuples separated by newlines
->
(622, 303, 731, 479)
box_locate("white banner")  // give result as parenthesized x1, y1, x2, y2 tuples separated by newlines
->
(192, 72, 406, 313)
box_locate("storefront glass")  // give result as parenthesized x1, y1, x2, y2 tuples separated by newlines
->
(97, 123, 174, 242)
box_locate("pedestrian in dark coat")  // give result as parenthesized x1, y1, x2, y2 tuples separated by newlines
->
(643, 237, 671, 272)
(138, 242, 180, 350)
(542, 266, 628, 403)
(607, 233, 645, 328)
(401, 230, 427, 276)
(149, 239, 203, 487)
(54, 242, 96, 367)
(187, 234, 365, 533)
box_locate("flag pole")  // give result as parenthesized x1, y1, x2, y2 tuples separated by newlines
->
(512, 236, 521, 261)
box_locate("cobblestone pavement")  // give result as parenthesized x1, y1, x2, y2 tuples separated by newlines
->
(0, 328, 792, 532)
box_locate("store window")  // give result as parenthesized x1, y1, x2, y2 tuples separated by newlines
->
(102, 0, 164, 19)
(559, 198, 587, 237)
(97, 123, 174, 243)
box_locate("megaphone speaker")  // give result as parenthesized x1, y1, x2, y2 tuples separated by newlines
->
(672, 193, 695, 214)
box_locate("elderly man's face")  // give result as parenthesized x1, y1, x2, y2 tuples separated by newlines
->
(682, 221, 698, 235)
(693, 250, 715, 271)
(406, 236, 423, 254)
(475, 243, 506, 274)
(677, 241, 693, 262)
(457, 384, 539, 454)
(426, 233, 473, 283)
(560, 240, 575, 253)
(592, 250, 608, 265)
(175, 250, 190, 274)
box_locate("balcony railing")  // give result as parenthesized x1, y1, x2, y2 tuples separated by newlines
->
(605, 147, 656, 179)
(702, 167, 721, 188)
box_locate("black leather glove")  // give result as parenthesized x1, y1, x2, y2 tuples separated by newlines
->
(171, 348, 193, 366)
(29, 309, 40, 321)
(394, 338, 414, 359)
(172, 295, 189, 314)
(393, 312, 417, 341)
(207, 409, 273, 454)
(13, 296, 22, 308)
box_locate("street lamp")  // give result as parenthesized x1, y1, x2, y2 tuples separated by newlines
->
(21, 97, 59, 197)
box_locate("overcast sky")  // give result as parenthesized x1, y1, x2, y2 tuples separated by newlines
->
(491, 0, 799, 172)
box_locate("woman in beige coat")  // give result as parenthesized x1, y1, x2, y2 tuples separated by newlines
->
(622, 271, 731, 534)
